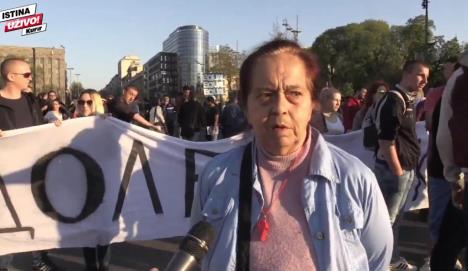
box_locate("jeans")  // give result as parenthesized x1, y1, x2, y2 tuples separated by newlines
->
(428, 176, 452, 241)
(374, 158, 415, 262)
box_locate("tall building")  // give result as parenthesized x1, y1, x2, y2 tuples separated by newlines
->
(118, 55, 145, 96)
(118, 55, 142, 79)
(163, 25, 209, 91)
(0, 45, 67, 98)
(144, 52, 178, 100)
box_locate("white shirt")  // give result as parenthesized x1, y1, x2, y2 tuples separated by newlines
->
(44, 111, 62, 123)
(324, 115, 345, 135)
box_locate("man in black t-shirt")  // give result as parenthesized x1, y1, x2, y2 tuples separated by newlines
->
(0, 58, 57, 271)
(374, 60, 429, 271)
(108, 85, 158, 130)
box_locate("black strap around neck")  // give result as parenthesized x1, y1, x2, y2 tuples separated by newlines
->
(236, 142, 253, 271)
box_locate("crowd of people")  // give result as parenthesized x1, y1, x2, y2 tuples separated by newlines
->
(0, 38, 467, 271)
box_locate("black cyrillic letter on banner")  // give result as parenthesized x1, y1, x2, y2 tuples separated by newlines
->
(31, 148, 105, 224)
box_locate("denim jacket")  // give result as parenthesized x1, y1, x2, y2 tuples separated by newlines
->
(192, 130, 393, 271)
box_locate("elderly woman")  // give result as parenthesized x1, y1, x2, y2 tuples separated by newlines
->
(311, 87, 345, 135)
(191, 40, 392, 271)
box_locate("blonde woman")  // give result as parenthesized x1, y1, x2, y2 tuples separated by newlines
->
(91, 91, 105, 115)
(75, 89, 111, 270)
(311, 87, 345, 135)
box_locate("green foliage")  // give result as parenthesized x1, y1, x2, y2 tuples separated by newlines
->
(70, 82, 84, 99)
(439, 37, 463, 62)
(341, 82, 354, 98)
(209, 46, 240, 91)
(312, 20, 404, 90)
(311, 15, 465, 90)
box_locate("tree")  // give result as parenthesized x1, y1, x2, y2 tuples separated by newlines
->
(209, 46, 240, 92)
(439, 37, 463, 62)
(70, 82, 84, 99)
(270, 20, 286, 40)
(312, 20, 404, 93)
(310, 15, 464, 92)
(395, 15, 436, 61)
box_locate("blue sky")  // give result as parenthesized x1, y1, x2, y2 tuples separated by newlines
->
(1, 0, 467, 89)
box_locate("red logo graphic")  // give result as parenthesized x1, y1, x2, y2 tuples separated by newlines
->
(4, 13, 43, 32)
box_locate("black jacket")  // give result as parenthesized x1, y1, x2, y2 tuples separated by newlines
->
(178, 100, 206, 138)
(0, 92, 45, 131)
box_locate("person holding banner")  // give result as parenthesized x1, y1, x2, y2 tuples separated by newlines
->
(0, 58, 58, 271)
(108, 85, 159, 130)
(192, 39, 392, 271)
(73, 89, 112, 271)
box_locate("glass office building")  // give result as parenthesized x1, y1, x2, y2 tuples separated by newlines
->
(163, 25, 209, 91)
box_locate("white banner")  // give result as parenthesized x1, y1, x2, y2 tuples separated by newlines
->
(0, 117, 428, 255)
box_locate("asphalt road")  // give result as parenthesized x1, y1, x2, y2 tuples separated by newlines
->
(8, 211, 431, 271)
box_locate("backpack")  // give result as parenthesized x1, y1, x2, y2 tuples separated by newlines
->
(362, 90, 408, 151)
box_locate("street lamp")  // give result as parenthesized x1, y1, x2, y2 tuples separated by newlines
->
(422, 0, 430, 55)
(67, 67, 74, 89)
(66, 67, 74, 104)
(73, 73, 80, 99)
(282, 16, 301, 42)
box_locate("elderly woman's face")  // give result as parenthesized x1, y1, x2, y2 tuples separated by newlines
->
(246, 53, 313, 155)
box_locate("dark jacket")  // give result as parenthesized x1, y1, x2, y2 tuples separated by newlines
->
(449, 66, 468, 167)
(310, 111, 344, 134)
(178, 100, 206, 138)
(220, 103, 248, 138)
(0, 92, 45, 131)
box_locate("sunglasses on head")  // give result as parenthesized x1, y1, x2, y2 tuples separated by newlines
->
(77, 100, 93, 106)
(13, 72, 32, 78)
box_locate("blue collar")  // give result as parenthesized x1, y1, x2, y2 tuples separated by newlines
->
(307, 128, 340, 183)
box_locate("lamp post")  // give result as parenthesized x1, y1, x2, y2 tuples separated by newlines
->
(66, 67, 74, 103)
(282, 16, 301, 42)
(422, 0, 430, 58)
(67, 67, 74, 90)
(73, 73, 80, 98)
(422, 0, 429, 45)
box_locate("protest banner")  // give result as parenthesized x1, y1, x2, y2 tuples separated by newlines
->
(0, 117, 428, 255)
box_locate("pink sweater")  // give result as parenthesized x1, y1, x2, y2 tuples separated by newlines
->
(250, 134, 318, 271)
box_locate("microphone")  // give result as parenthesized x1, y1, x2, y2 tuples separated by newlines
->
(164, 221, 216, 271)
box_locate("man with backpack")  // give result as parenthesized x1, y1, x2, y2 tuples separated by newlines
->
(373, 60, 429, 271)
